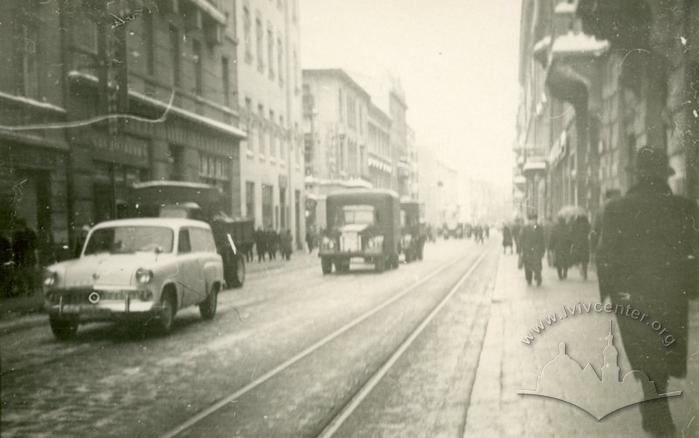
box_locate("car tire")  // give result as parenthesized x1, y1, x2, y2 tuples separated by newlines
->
(321, 257, 333, 275)
(230, 256, 246, 288)
(49, 316, 78, 340)
(199, 284, 218, 320)
(155, 292, 176, 335)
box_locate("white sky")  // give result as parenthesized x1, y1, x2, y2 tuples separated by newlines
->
(300, 0, 520, 186)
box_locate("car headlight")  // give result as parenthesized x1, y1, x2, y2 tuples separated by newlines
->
(368, 235, 384, 250)
(43, 270, 57, 288)
(135, 268, 153, 284)
(322, 236, 336, 250)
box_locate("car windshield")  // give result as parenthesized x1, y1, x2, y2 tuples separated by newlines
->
(83, 226, 174, 255)
(341, 205, 375, 225)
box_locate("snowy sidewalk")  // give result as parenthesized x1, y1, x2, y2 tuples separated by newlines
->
(465, 253, 699, 437)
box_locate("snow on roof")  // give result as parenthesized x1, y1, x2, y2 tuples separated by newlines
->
(0, 90, 66, 114)
(552, 32, 610, 56)
(554, 1, 577, 15)
(533, 35, 552, 54)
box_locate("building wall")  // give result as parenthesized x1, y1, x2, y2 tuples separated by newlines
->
(367, 103, 392, 190)
(235, 0, 304, 245)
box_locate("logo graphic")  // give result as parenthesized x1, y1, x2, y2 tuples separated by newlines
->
(518, 321, 681, 420)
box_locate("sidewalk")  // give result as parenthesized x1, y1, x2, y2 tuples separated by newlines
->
(465, 253, 699, 437)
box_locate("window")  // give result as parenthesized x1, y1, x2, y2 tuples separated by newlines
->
(72, 11, 98, 53)
(258, 104, 266, 155)
(245, 97, 253, 152)
(193, 40, 203, 95)
(338, 88, 344, 121)
(359, 106, 364, 134)
(190, 228, 217, 253)
(270, 110, 276, 157)
(169, 25, 181, 86)
(347, 96, 357, 129)
(222, 57, 230, 106)
(267, 27, 274, 79)
(169, 145, 185, 180)
(292, 48, 299, 93)
(277, 37, 284, 86)
(262, 184, 274, 228)
(243, 3, 252, 62)
(245, 181, 255, 220)
(20, 22, 39, 98)
(256, 16, 264, 71)
(178, 229, 191, 253)
(142, 12, 155, 75)
(280, 116, 286, 159)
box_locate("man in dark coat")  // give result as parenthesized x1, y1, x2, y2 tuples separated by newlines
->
(548, 216, 571, 280)
(12, 218, 38, 296)
(570, 215, 591, 280)
(280, 229, 293, 260)
(597, 147, 697, 436)
(518, 213, 546, 286)
(254, 227, 266, 262)
(502, 224, 513, 254)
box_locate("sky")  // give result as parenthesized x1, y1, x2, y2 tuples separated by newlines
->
(300, 0, 521, 187)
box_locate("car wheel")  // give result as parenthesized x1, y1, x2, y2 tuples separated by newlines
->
(230, 256, 246, 288)
(49, 316, 78, 340)
(321, 257, 333, 274)
(199, 284, 219, 320)
(155, 292, 176, 335)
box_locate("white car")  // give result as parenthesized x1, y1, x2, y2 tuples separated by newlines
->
(43, 218, 224, 339)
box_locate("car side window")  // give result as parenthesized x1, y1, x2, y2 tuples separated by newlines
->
(190, 227, 217, 253)
(178, 229, 191, 254)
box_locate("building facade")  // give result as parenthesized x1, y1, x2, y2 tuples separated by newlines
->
(235, 0, 305, 246)
(367, 102, 393, 190)
(0, 0, 245, 260)
(517, 0, 699, 223)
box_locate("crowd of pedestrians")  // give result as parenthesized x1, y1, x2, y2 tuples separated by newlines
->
(1, 218, 40, 298)
(251, 228, 296, 262)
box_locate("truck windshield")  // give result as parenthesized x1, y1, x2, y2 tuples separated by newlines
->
(342, 205, 375, 225)
(84, 226, 174, 255)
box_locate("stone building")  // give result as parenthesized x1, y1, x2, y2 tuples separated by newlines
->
(0, 0, 246, 258)
(235, 0, 305, 246)
(516, 0, 699, 223)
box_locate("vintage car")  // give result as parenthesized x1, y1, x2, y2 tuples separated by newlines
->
(319, 189, 400, 273)
(400, 200, 426, 262)
(129, 181, 253, 288)
(42, 218, 224, 339)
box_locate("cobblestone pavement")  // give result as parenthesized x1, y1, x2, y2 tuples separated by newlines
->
(0, 240, 484, 437)
(465, 253, 699, 437)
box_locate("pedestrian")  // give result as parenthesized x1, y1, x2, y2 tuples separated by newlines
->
(306, 226, 315, 253)
(570, 214, 591, 280)
(254, 227, 266, 262)
(590, 189, 621, 265)
(511, 218, 523, 254)
(543, 217, 554, 267)
(597, 147, 697, 437)
(548, 216, 571, 280)
(267, 229, 278, 260)
(281, 229, 293, 261)
(518, 213, 545, 286)
(502, 224, 513, 254)
(11, 218, 39, 296)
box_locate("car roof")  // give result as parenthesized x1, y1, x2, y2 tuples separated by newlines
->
(91, 218, 210, 230)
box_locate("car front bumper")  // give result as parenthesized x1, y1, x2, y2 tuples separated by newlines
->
(45, 287, 158, 321)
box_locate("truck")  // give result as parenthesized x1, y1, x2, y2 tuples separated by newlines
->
(319, 189, 401, 273)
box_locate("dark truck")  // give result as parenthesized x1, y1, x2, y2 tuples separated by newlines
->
(129, 181, 253, 288)
(319, 189, 400, 273)
(400, 200, 426, 262)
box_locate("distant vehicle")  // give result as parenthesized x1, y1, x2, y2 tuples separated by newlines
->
(400, 200, 426, 262)
(129, 181, 253, 288)
(442, 217, 463, 239)
(42, 218, 224, 339)
(319, 189, 401, 273)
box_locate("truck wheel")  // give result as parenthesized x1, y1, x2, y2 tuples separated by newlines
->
(374, 257, 385, 272)
(49, 316, 78, 340)
(230, 257, 246, 288)
(199, 284, 219, 320)
(321, 257, 333, 274)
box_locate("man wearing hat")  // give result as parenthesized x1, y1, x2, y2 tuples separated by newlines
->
(518, 211, 546, 286)
(597, 146, 697, 436)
